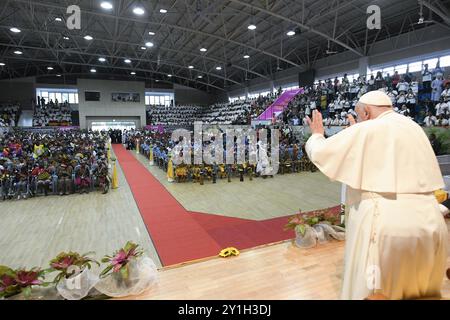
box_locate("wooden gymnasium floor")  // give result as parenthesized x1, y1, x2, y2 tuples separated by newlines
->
(121, 224, 450, 300)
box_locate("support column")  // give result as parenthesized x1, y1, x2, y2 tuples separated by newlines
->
(358, 56, 369, 78)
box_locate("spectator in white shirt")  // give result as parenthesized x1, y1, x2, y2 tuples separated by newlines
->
(424, 112, 437, 127)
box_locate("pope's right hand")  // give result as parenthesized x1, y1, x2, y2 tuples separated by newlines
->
(347, 114, 357, 126)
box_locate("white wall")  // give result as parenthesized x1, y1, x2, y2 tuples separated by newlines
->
(78, 79, 146, 129)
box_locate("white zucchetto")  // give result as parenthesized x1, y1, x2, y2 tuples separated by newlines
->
(359, 90, 393, 107)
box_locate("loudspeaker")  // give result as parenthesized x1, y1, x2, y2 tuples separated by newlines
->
(298, 69, 316, 87)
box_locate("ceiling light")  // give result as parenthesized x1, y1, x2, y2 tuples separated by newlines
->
(63, 36, 70, 40)
(10, 27, 21, 33)
(84, 35, 93, 40)
(200, 48, 207, 52)
(243, 55, 250, 59)
(13, 50, 22, 55)
(160, 9, 167, 13)
(133, 7, 145, 15)
(0, 63, 5, 66)
(124, 59, 131, 63)
(155, 79, 160, 82)
(198, 75, 203, 79)
(56, 74, 61, 77)
(98, 57, 106, 62)
(47, 67, 54, 70)
(100, 1, 113, 10)
(167, 74, 172, 77)
(90, 68, 97, 73)
(148, 32, 155, 35)
(188, 65, 194, 69)
(145, 42, 154, 47)
(140, 46, 147, 50)
(286, 30, 295, 36)
(55, 17, 62, 22)
(248, 24, 256, 30)
(131, 72, 136, 75)
(215, 66, 222, 70)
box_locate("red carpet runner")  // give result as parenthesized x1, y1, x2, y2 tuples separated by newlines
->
(113, 144, 338, 266)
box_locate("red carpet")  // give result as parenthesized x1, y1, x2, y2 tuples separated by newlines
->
(113, 144, 339, 266)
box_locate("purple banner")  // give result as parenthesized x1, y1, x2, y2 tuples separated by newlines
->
(144, 125, 165, 133)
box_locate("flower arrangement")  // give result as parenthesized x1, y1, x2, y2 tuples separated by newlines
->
(48, 251, 99, 284)
(284, 207, 341, 236)
(100, 241, 143, 279)
(0, 241, 154, 300)
(0, 265, 46, 298)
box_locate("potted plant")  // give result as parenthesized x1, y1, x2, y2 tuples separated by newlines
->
(95, 241, 158, 298)
(48, 251, 100, 300)
(0, 266, 47, 299)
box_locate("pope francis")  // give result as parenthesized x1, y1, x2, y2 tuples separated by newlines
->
(305, 90, 448, 300)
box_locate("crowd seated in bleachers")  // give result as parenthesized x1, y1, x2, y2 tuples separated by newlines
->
(0, 104, 20, 127)
(147, 104, 203, 126)
(147, 93, 279, 127)
(0, 129, 110, 200)
(276, 64, 450, 128)
(33, 97, 72, 127)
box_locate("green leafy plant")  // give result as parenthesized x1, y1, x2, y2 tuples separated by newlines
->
(100, 242, 144, 279)
(0, 265, 48, 298)
(48, 251, 99, 284)
(424, 127, 450, 155)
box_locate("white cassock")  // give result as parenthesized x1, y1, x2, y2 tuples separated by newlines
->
(306, 109, 448, 300)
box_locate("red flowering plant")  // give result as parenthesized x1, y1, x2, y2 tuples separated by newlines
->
(48, 251, 99, 284)
(0, 265, 47, 298)
(100, 241, 144, 279)
(284, 207, 341, 236)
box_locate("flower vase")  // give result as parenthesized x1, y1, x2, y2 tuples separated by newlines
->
(95, 257, 158, 298)
(56, 268, 99, 300)
(294, 225, 317, 249)
(7, 286, 60, 300)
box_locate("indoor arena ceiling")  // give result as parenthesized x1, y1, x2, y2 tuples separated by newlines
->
(0, 0, 449, 92)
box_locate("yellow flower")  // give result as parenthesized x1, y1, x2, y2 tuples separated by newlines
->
(219, 247, 240, 258)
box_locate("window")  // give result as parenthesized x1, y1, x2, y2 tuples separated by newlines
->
(408, 61, 422, 73)
(145, 91, 174, 106)
(382, 67, 394, 77)
(36, 88, 78, 104)
(440, 55, 450, 67)
(423, 58, 438, 70)
(395, 64, 408, 74)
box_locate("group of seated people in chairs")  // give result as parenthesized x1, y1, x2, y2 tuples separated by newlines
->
(0, 130, 110, 201)
(122, 128, 316, 185)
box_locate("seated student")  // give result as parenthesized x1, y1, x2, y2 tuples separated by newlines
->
(57, 162, 73, 195)
(74, 161, 91, 194)
(435, 98, 449, 117)
(0, 164, 13, 200)
(14, 165, 29, 200)
(31, 161, 52, 196)
(424, 112, 437, 127)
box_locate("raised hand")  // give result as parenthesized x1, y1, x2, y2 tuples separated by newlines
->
(347, 114, 357, 126)
(306, 110, 325, 136)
